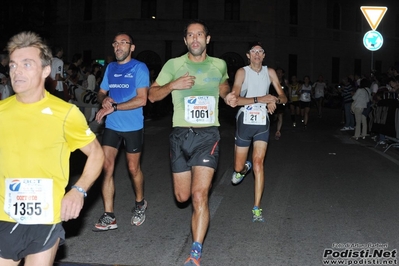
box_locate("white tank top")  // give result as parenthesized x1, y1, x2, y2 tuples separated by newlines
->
(240, 65, 271, 97)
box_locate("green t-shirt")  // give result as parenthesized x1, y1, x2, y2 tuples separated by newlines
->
(156, 53, 228, 127)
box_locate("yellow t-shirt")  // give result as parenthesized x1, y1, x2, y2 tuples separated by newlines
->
(0, 91, 96, 224)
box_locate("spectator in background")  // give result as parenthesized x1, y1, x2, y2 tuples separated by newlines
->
(0, 52, 12, 99)
(65, 64, 82, 102)
(340, 76, 355, 131)
(312, 75, 327, 118)
(100, 54, 114, 80)
(388, 77, 399, 92)
(83, 64, 96, 91)
(50, 46, 68, 101)
(92, 63, 103, 91)
(0, 52, 10, 78)
(71, 53, 85, 85)
(0, 73, 13, 100)
(351, 78, 371, 140)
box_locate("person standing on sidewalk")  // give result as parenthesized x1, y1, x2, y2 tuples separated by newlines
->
(0, 31, 104, 266)
(148, 19, 237, 266)
(94, 32, 149, 231)
(340, 76, 355, 131)
(230, 42, 287, 223)
(49, 45, 69, 101)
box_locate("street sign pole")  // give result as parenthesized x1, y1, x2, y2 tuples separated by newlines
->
(360, 6, 387, 72)
(371, 51, 374, 72)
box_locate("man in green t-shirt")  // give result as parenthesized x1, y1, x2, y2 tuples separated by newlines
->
(149, 19, 237, 266)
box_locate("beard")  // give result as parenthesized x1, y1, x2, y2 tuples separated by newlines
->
(187, 43, 206, 57)
(115, 50, 130, 62)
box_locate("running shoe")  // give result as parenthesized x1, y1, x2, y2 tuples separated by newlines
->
(231, 161, 252, 185)
(93, 213, 118, 231)
(131, 200, 148, 226)
(184, 255, 201, 266)
(252, 207, 265, 222)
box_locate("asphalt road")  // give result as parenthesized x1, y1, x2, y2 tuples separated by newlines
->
(55, 104, 399, 266)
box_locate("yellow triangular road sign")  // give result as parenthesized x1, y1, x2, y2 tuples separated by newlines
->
(360, 6, 388, 30)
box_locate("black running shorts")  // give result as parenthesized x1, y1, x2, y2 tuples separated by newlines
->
(0, 222, 65, 261)
(102, 128, 143, 153)
(169, 127, 220, 173)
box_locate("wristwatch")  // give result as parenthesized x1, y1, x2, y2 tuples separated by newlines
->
(112, 103, 118, 111)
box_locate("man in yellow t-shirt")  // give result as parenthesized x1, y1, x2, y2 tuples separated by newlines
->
(0, 31, 104, 266)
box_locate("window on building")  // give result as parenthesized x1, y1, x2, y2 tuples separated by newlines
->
(290, 0, 298, 25)
(183, 0, 198, 19)
(333, 3, 341, 30)
(84, 0, 92, 21)
(142, 0, 157, 19)
(332, 57, 340, 84)
(288, 54, 297, 79)
(224, 0, 240, 20)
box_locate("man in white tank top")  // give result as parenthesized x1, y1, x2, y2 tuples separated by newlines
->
(231, 42, 287, 222)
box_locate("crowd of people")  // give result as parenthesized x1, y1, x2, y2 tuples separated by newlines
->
(1, 19, 399, 266)
(339, 70, 399, 143)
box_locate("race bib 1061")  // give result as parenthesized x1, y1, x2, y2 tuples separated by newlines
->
(184, 96, 216, 124)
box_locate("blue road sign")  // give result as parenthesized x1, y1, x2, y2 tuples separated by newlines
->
(363, 30, 383, 51)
